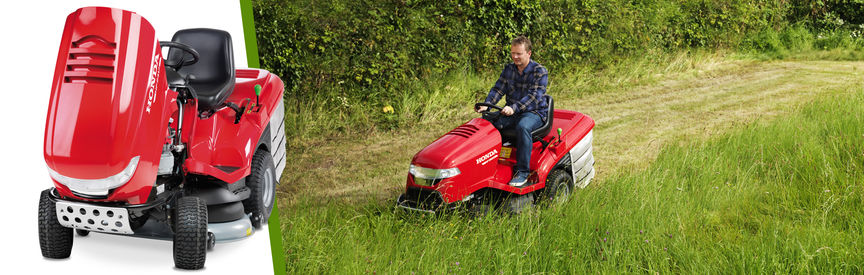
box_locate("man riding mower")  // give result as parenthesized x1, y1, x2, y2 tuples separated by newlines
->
(397, 36, 596, 214)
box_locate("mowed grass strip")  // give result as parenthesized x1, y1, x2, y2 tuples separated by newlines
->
(277, 58, 864, 205)
(282, 89, 864, 274)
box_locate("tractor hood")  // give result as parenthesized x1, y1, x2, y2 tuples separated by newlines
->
(410, 118, 502, 196)
(409, 118, 503, 203)
(412, 118, 502, 169)
(43, 7, 175, 203)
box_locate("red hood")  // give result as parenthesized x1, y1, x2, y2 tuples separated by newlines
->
(44, 7, 169, 181)
(412, 118, 501, 170)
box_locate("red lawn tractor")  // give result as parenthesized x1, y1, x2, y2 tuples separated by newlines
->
(397, 96, 595, 214)
(38, 7, 287, 269)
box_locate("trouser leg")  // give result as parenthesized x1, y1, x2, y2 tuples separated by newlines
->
(514, 112, 543, 173)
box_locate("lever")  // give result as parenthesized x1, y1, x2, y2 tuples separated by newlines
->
(556, 128, 563, 144)
(253, 84, 262, 112)
(225, 102, 245, 124)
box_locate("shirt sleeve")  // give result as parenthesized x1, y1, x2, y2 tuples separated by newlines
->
(484, 67, 508, 105)
(509, 66, 548, 113)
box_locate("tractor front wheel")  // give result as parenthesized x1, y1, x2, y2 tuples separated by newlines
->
(172, 196, 208, 270)
(38, 189, 73, 259)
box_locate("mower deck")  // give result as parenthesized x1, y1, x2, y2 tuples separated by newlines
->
(50, 188, 255, 242)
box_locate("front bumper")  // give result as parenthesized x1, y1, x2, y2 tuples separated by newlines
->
(47, 188, 165, 235)
(396, 187, 457, 214)
(56, 200, 134, 234)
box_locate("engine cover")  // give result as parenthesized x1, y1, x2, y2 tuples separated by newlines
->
(44, 7, 177, 204)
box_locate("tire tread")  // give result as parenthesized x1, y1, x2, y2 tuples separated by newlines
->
(173, 196, 208, 270)
(38, 189, 73, 259)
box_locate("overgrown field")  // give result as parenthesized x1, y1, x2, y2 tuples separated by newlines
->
(256, 1, 864, 273)
(281, 83, 864, 274)
(278, 57, 864, 204)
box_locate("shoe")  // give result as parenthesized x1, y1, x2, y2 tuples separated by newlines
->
(508, 171, 529, 187)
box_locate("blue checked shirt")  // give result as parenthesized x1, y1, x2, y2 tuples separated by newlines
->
(484, 60, 549, 120)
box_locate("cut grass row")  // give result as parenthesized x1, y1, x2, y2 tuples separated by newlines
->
(281, 87, 864, 273)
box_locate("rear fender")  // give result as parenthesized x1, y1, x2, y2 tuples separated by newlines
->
(184, 70, 285, 183)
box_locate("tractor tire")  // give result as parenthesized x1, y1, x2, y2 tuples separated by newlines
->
(173, 196, 208, 270)
(243, 149, 277, 229)
(38, 189, 73, 259)
(540, 169, 573, 207)
(75, 229, 90, 237)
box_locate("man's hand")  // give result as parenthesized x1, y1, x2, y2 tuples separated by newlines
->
(475, 106, 488, 113)
(502, 106, 514, 116)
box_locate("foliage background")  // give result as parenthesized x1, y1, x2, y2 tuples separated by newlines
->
(253, 0, 864, 136)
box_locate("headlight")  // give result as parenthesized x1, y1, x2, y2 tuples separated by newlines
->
(409, 164, 460, 180)
(48, 156, 140, 196)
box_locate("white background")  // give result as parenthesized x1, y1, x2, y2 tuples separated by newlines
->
(0, 1, 276, 274)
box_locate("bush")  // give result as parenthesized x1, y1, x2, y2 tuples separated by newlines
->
(253, 0, 863, 138)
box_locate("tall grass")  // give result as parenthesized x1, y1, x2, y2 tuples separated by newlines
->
(283, 25, 864, 146)
(740, 24, 864, 60)
(283, 49, 734, 144)
(282, 90, 864, 273)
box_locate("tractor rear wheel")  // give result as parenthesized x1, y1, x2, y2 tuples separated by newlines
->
(173, 196, 208, 270)
(540, 169, 573, 207)
(38, 189, 73, 259)
(243, 149, 277, 229)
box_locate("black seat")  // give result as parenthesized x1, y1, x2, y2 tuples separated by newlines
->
(500, 95, 554, 143)
(167, 28, 235, 112)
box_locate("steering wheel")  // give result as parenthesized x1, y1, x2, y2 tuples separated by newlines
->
(474, 102, 503, 120)
(160, 41, 199, 70)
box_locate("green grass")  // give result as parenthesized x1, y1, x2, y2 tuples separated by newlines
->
(282, 88, 864, 273)
(739, 25, 864, 61)
(282, 49, 734, 146)
(280, 24, 864, 145)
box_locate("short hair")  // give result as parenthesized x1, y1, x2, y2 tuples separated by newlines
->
(511, 35, 532, 52)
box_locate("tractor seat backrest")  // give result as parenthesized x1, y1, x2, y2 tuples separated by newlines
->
(167, 28, 235, 112)
(530, 95, 554, 140)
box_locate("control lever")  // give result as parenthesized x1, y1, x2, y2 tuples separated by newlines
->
(251, 84, 262, 112)
(225, 101, 247, 124)
(557, 128, 563, 144)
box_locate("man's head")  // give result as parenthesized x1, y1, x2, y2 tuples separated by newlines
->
(510, 35, 532, 69)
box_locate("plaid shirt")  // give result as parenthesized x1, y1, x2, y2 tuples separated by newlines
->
(484, 60, 549, 120)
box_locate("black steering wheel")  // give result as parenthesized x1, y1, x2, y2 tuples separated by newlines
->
(475, 102, 503, 120)
(160, 41, 199, 70)
(474, 102, 503, 112)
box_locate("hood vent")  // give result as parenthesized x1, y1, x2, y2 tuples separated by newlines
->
(446, 125, 478, 138)
(64, 35, 116, 84)
(235, 69, 261, 79)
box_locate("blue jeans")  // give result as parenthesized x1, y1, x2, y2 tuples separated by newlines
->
(491, 112, 543, 174)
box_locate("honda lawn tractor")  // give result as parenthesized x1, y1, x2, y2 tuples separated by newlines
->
(38, 7, 287, 269)
(397, 95, 595, 215)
